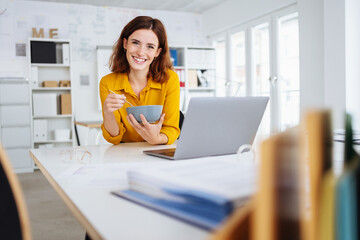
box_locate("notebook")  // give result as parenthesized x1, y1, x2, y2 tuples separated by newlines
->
(143, 97, 269, 160)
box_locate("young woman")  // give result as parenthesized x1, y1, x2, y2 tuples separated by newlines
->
(99, 16, 180, 145)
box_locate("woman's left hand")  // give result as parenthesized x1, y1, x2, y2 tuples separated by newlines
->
(127, 113, 168, 145)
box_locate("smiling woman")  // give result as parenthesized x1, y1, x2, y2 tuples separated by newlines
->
(99, 16, 180, 145)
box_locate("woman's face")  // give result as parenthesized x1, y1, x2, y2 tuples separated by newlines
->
(123, 29, 162, 74)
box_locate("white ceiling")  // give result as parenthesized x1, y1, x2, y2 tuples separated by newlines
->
(24, 0, 227, 13)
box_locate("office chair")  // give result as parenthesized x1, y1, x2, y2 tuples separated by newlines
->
(0, 143, 32, 240)
(179, 110, 185, 130)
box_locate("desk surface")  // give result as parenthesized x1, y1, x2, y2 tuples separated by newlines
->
(74, 120, 102, 128)
(29, 142, 212, 240)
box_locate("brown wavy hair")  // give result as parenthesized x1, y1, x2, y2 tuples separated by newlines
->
(109, 16, 172, 83)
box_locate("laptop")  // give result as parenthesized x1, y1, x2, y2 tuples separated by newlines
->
(143, 97, 269, 160)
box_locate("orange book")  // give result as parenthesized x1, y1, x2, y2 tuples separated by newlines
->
(253, 127, 301, 240)
(299, 110, 332, 240)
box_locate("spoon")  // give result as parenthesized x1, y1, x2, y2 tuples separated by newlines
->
(109, 90, 135, 107)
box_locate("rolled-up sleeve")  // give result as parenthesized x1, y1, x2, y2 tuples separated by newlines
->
(101, 123, 125, 145)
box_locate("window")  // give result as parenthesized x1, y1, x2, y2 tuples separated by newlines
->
(278, 13, 300, 131)
(212, 6, 299, 138)
(214, 40, 227, 97)
(230, 31, 246, 96)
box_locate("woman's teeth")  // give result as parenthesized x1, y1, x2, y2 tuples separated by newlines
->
(134, 57, 146, 62)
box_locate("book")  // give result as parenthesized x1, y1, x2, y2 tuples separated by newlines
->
(335, 114, 360, 240)
(299, 110, 332, 240)
(253, 127, 301, 240)
(319, 170, 336, 240)
(112, 156, 257, 230)
(170, 49, 178, 66)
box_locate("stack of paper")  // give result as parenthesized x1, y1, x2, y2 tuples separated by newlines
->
(113, 156, 257, 230)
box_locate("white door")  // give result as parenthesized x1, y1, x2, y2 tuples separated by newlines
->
(251, 10, 300, 136)
(220, 7, 300, 138)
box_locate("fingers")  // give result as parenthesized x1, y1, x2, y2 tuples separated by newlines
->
(139, 114, 149, 126)
(110, 93, 126, 100)
(127, 114, 141, 128)
(127, 113, 166, 144)
(104, 93, 126, 114)
(157, 113, 165, 126)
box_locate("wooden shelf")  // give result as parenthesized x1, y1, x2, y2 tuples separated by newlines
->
(33, 114, 72, 119)
(34, 139, 73, 144)
(31, 63, 70, 67)
(32, 87, 71, 91)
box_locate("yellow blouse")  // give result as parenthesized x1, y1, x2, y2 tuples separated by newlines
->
(99, 69, 180, 145)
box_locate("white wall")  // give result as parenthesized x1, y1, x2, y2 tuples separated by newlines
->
(0, 0, 208, 143)
(202, 0, 296, 36)
(297, 0, 325, 110)
(324, 0, 346, 129)
(345, 0, 360, 131)
(203, 0, 352, 130)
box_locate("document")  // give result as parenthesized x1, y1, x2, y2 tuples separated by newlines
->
(112, 156, 257, 230)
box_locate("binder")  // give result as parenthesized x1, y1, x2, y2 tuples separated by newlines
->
(31, 66, 38, 87)
(62, 43, 70, 65)
(33, 119, 47, 141)
(33, 119, 41, 141)
(40, 120, 47, 141)
(55, 43, 63, 63)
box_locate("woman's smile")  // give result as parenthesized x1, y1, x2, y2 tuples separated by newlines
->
(133, 56, 147, 64)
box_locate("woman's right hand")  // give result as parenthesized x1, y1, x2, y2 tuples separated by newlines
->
(103, 92, 127, 116)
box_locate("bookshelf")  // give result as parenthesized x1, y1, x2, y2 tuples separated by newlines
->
(28, 38, 75, 161)
(170, 46, 216, 112)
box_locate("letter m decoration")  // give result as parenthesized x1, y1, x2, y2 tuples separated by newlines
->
(32, 28, 44, 38)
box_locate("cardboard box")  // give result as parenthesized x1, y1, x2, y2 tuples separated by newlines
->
(60, 94, 72, 114)
(59, 80, 71, 87)
(42, 81, 58, 87)
(33, 93, 57, 116)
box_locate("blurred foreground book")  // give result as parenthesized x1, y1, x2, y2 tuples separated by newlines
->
(112, 155, 257, 230)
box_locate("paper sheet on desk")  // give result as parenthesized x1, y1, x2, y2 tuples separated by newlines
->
(57, 162, 165, 188)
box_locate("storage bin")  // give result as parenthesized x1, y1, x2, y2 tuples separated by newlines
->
(54, 129, 71, 141)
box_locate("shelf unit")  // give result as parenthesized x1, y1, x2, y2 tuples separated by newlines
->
(170, 46, 216, 112)
(0, 77, 33, 173)
(28, 38, 75, 157)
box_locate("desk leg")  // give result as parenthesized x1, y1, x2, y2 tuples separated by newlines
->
(83, 128, 90, 146)
(87, 128, 101, 145)
(95, 128, 101, 145)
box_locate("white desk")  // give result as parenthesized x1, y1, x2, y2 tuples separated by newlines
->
(29, 142, 213, 240)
